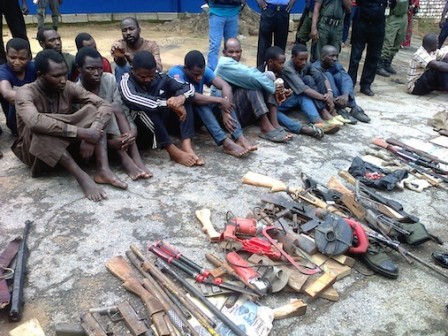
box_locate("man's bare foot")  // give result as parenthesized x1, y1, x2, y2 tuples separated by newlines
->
(79, 177, 108, 202)
(222, 138, 249, 157)
(94, 168, 128, 189)
(236, 136, 258, 152)
(166, 144, 198, 167)
(181, 139, 205, 166)
(320, 109, 333, 120)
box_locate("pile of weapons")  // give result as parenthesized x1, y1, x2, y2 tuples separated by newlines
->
(367, 137, 448, 191)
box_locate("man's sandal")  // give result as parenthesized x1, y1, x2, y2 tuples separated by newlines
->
(259, 129, 290, 143)
(304, 123, 324, 139)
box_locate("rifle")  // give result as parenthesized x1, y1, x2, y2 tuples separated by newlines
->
(386, 138, 448, 166)
(367, 231, 448, 281)
(372, 138, 448, 175)
(9, 220, 32, 322)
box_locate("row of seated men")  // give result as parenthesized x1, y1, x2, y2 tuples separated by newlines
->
(0, 17, 396, 202)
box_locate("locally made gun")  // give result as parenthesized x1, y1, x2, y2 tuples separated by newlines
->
(386, 137, 448, 166)
(9, 220, 32, 322)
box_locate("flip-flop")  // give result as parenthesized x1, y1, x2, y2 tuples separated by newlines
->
(258, 129, 289, 143)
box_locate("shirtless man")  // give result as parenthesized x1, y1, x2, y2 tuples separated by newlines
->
(110, 17, 162, 82)
(119, 50, 203, 167)
(76, 46, 152, 180)
(12, 49, 127, 201)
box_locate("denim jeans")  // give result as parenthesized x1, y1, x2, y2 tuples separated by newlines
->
(324, 72, 357, 108)
(115, 64, 131, 83)
(195, 104, 243, 145)
(277, 94, 321, 133)
(207, 13, 239, 71)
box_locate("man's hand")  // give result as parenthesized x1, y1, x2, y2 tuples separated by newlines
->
(111, 43, 126, 58)
(222, 111, 238, 133)
(334, 93, 349, 107)
(309, 27, 319, 42)
(77, 128, 103, 145)
(80, 140, 95, 161)
(256, 0, 267, 10)
(118, 132, 136, 150)
(21, 1, 29, 15)
(167, 95, 186, 111)
(220, 97, 233, 114)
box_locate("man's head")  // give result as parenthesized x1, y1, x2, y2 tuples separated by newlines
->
(264, 46, 286, 73)
(37, 28, 62, 53)
(223, 38, 242, 62)
(35, 49, 67, 92)
(291, 44, 309, 71)
(75, 32, 97, 51)
(5, 38, 31, 74)
(131, 51, 157, 86)
(422, 33, 439, 53)
(121, 17, 141, 46)
(320, 45, 339, 69)
(76, 47, 103, 86)
(183, 50, 205, 84)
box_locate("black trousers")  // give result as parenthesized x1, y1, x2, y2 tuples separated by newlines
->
(0, 1, 29, 64)
(411, 68, 448, 95)
(256, 5, 290, 67)
(348, 18, 385, 89)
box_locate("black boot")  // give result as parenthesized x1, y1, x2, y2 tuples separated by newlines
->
(384, 58, 397, 75)
(360, 240, 399, 279)
(376, 59, 391, 77)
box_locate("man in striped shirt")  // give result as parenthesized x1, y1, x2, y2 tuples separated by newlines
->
(407, 33, 448, 95)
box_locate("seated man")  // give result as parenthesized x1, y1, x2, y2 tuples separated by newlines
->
(73, 32, 113, 80)
(0, 38, 36, 136)
(12, 49, 127, 202)
(76, 47, 152, 180)
(119, 50, 203, 167)
(215, 38, 293, 143)
(111, 17, 162, 82)
(313, 44, 371, 123)
(407, 33, 448, 95)
(168, 50, 256, 157)
(265, 45, 340, 136)
(37, 27, 77, 81)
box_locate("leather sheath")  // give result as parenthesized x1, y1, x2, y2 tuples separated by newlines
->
(0, 238, 21, 308)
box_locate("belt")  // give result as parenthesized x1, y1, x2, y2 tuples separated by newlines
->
(320, 16, 342, 27)
(266, 3, 288, 11)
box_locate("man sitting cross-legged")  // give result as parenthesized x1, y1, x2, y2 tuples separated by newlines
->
(76, 47, 152, 180)
(265, 45, 340, 136)
(312, 44, 370, 123)
(0, 38, 36, 136)
(12, 49, 127, 202)
(168, 50, 257, 157)
(119, 50, 203, 167)
(215, 38, 292, 143)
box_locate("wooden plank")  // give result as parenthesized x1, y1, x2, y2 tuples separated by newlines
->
(303, 273, 337, 299)
(273, 299, 307, 319)
(319, 286, 340, 302)
(332, 254, 356, 267)
(9, 319, 46, 336)
(279, 265, 309, 292)
(307, 253, 352, 280)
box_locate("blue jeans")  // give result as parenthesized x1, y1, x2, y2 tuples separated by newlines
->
(277, 94, 321, 133)
(207, 13, 239, 71)
(324, 72, 357, 108)
(195, 104, 243, 145)
(115, 64, 130, 83)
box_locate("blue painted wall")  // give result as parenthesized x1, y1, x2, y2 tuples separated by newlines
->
(27, 0, 304, 14)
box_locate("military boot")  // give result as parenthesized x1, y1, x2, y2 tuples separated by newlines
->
(376, 59, 391, 77)
(360, 240, 399, 279)
(384, 59, 397, 75)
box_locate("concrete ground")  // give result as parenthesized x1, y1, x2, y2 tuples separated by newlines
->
(1, 20, 448, 336)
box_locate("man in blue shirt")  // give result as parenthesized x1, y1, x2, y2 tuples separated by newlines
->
(168, 50, 256, 157)
(207, 0, 246, 71)
(0, 38, 36, 136)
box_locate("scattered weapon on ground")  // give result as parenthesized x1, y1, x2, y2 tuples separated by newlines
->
(80, 312, 110, 336)
(106, 256, 171, 336)
(367, 231, 448, 281)
(130, 244, 218, 336)
(386, 137, 448, 166)
(9, 220, 32, 322)
(372, 138, 448, 177)
(0, 238, 21, 309)
(155, 258, 248, 336)
(148, 243, 261, 298)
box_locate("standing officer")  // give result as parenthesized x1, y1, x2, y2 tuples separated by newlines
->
(376, 0, 409, 77)
(256, 0, 297, 67)
(348, 0, 388, 96)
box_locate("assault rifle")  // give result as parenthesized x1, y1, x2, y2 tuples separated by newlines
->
(9, 220, 32, 322)
(386, 138, 448, 166)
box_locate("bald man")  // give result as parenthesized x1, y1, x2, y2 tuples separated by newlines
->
(312, 44, 370, 123)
